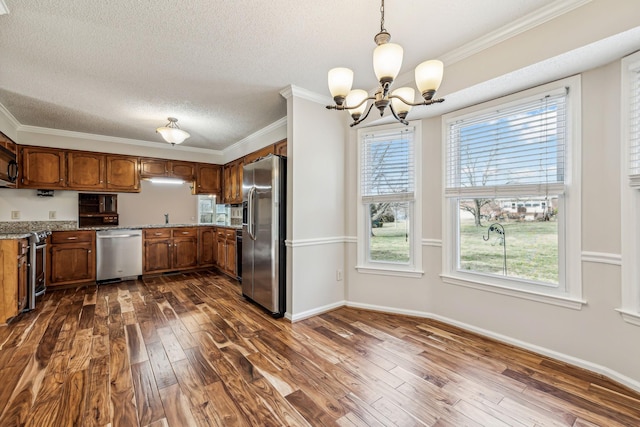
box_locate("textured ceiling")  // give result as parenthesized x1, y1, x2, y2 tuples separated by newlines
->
(0, 0, 559, 150)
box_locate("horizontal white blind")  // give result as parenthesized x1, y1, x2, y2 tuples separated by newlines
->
(446, 89, 567, 197)
(628, 61, 640, 187)
(361, 126, 414, 203)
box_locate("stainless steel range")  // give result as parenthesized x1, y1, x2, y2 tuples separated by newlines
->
(27, 230, 51, 310)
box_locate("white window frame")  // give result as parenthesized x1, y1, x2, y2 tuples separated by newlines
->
(619, 51, 640, 326)
(356, 121, 423, 278)
(441, 76, 584, 309)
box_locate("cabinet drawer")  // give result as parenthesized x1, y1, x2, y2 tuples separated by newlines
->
(51, 230, 95, 244)
(144, 228, 171, 239)
(224, 229, 237, 239)
(172, 228, 197, 238)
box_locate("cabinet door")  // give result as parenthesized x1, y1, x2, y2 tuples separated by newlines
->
(216, 232, 227, 270)
(226, 239, 237, 276)
(106, 155, 140, 192)
(234, 161, 244, 203)
(173, 237, 198, 269)
(17, 254, 28, 312)
(198, 228, 216, 266)
(170, 161, 195, 180)
(20, 146, 66, 189)
(244, 145, 275, 164)
(144, 239, 172, 273)
(67, 151, 106, 190)
(274, 139, 287, 157)
(140, 158, 168, 178)
(194, 164, 222, 196)
(222, 164, 232, 202)
(50, 243, 95, 285)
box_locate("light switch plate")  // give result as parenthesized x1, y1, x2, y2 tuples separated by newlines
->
(11, 211, 20, 220)
(49, 211, 57, 219)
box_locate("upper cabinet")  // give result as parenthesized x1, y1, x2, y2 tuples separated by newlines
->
(20, 146, 66, 189)
(244, 145, 274, 165)
(67, 151, 106, 190)
(106, 155, 140, 192)
(193, 163, 222, 196)
(223, 158, 243, 204)
(140, 158, 195, 181)
(274, 139, 287, 157)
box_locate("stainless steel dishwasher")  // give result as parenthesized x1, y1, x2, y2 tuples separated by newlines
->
(96, 229, 143, 282)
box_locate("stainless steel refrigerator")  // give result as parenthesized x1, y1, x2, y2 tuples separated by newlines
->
(242, 155, 286, 317)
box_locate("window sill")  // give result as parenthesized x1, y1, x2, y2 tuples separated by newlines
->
(615, 309, 640, 326)
(440, 273, 586, 310)
(356, 265, 424, 278)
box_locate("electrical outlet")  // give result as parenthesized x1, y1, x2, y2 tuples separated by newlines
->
(49, 211, 57, 219)
(11, 211, 20, 220)
(336, 269, 343, 281)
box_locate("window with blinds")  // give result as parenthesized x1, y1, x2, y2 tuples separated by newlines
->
(361, 127, 415, 201)
(627, 59, 640, 187)
(357, 123, 421, 271)
(446, 88, 567, 198)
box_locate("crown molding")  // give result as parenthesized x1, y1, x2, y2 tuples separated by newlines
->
(223, 116, 287, 155)
(0, 102, 21, 129)
(17, 124, 222, 155)
(280, 85, 331, 105)
(394, 0, 592, 87)
(441, 0, 592, 66)
(0, 0, 9, 15)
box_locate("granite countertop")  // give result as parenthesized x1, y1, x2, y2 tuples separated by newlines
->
(0, 221, 241, 239)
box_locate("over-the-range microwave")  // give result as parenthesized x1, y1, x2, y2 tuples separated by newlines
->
(0, 145, 18, 188)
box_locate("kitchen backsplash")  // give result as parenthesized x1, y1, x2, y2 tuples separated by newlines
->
(0, 220, 78, 233)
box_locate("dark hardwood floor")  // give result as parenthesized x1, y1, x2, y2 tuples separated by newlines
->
(0, 270, 638, 426)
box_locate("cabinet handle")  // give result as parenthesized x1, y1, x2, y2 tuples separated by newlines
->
(88, 250, 92, 253)
(67, 237, 78, 240)
(155, 232, 163, 236)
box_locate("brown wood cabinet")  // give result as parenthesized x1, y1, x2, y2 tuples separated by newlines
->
(140, 158, 195, 180)
(20, 146, 66, 189)
(198, 227, 216, 267)
(244, 145, 274, 164)
(0, 239, 29, 324)
(143, 227, 198, 274)
(274, 139, 287, 157)
(193, 163, 222, 196)
(106, 155, 140, 192)
(223, 158, 243, 204)
(48, 231, 96, 287)
(216, 228, 237, 277)
(67, 151, 106, 190)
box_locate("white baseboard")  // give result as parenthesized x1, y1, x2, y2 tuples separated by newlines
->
(289, 300, 347, 322)
(344, 301, 640, 393)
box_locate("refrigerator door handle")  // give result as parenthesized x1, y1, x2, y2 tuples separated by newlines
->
(248, 186, 257, 240)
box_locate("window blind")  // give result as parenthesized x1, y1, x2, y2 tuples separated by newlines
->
(361, 126, 415, 202)
(628, 61, 640, 187)
(446, 89, 567, 198)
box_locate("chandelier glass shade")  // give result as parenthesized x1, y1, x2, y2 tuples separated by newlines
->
(326, 0, 445, 127)
(156, 117, 190, 145)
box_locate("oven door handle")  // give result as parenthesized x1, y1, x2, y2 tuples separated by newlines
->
(34, 243, 47, 250)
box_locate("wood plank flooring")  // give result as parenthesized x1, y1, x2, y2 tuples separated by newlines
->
(0, 270, 638, 426)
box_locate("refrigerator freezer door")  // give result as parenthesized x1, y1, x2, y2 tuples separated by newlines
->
(241, 155, 284, 315)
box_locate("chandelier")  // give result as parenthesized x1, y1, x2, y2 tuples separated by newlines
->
(156, 117, 190, 145)
(326, 0, 445, 127)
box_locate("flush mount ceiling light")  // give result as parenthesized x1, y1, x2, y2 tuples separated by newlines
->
(326, 0, 445, 127)
(156, 117, 190, 145)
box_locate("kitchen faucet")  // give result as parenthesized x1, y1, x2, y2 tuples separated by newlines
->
(164, 213, 169, 224)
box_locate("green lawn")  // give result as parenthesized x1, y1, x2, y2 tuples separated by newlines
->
(460, 218, 558, 284)
(368, 218, 558, 284)
(370, 221, 410, 263)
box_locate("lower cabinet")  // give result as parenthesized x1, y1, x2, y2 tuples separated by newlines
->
(0, 239, 29, 324)
(48, 231, 96, 287)
(143, 228, 198, 274)
(198, 227, 216, 267)
(216, 228, 237, 277)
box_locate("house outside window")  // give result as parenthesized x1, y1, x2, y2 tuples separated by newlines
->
(356, 122, 423, 278)
(442, 76, 583, 308)
(620, 50, 640, 325)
